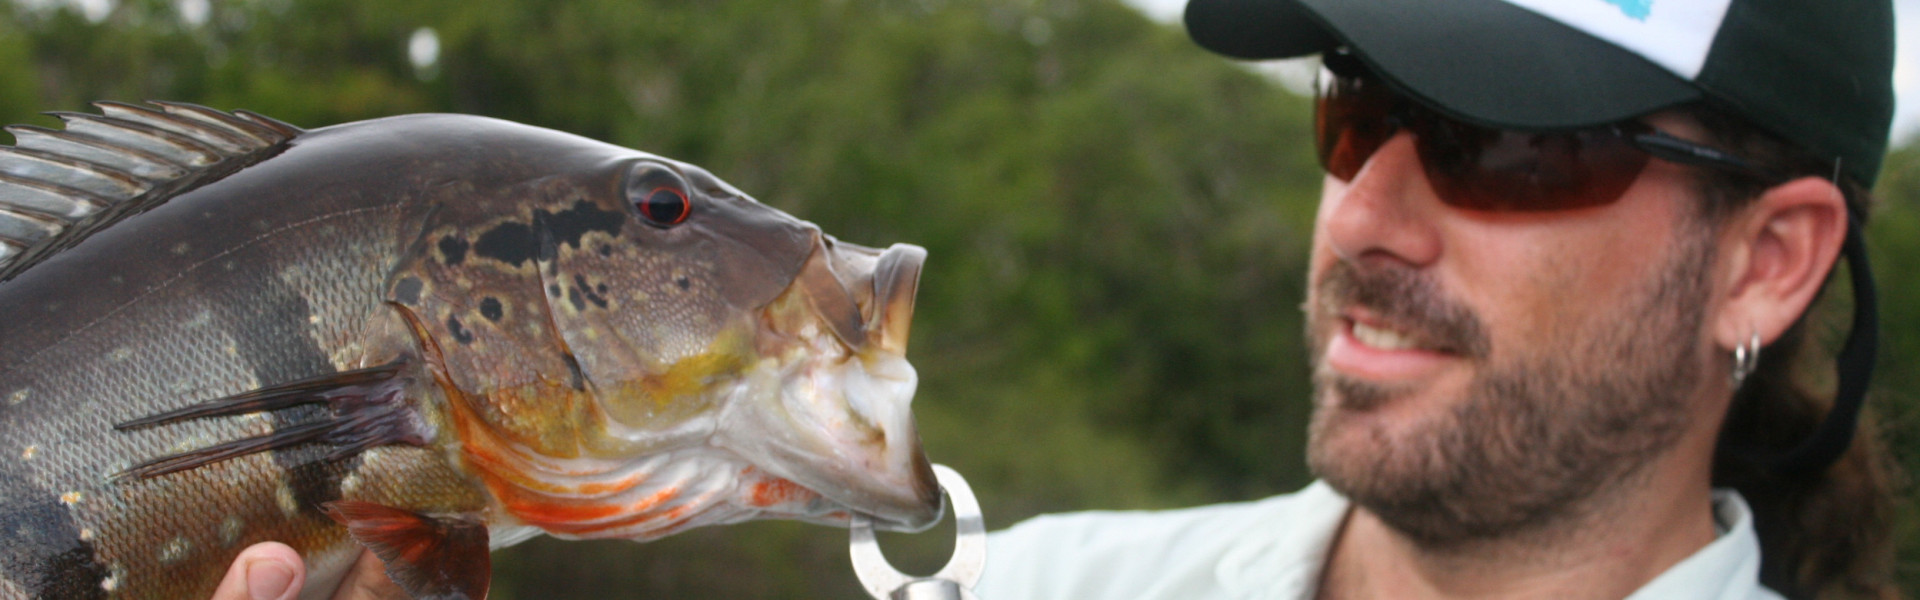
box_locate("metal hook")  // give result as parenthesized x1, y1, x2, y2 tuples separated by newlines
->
(850, 464, 987, 599)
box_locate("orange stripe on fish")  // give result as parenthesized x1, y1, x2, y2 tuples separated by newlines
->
(749, 477, 810, 508)
(537, 502, 695, 537)
(486, 477, 683, 533)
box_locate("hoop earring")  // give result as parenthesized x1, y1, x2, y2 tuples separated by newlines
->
(1732, 330, 1761, 384)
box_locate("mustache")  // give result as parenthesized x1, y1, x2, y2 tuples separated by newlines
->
(1311, 260, 1491, 358)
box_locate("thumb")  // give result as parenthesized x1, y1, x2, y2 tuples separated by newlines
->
(209, 542, 306, 600)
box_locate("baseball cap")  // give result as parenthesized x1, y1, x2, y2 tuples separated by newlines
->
(1184, 0, 1889, 476)
(1184, 0, 1895, 188)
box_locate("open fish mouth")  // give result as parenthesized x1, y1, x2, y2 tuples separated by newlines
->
(793, 237, 926, 356)
(721, 236, 942, 532)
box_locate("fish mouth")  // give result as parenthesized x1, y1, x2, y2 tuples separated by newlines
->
(722, 236, 942, 532)
(795, 237, 926, 356)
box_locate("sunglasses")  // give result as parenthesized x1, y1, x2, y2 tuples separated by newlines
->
(1314, 52, 1786, 212)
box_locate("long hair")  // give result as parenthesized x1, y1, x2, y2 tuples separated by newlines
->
(1685, 104, 1904, 600)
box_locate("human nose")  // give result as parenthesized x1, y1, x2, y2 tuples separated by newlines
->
(1317, 131, 1442, 268)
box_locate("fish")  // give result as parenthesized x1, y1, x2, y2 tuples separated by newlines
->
(0, 102, 941, 599)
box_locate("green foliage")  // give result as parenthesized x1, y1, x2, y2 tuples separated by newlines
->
(1, 0, 1914, 596)
(1864, 146, 1920, 592)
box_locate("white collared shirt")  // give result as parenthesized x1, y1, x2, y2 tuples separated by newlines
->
(975, 481, 1783, 600)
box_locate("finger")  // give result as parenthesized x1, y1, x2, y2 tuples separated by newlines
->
(329, 549, 408, 600)
(208, 542, 305, 600)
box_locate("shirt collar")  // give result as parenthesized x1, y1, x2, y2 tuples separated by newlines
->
(1625, 489, 1776, 600)
(1213, 484, 1774, 600)
(1216, 480, 1349, 600)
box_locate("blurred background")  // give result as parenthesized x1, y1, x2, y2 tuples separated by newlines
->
(0, 0, 1914, 596)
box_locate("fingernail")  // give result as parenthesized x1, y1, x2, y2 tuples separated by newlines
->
(247, 558, 295, 600)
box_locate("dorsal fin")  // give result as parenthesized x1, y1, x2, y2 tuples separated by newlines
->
(0, 101, 302, 281)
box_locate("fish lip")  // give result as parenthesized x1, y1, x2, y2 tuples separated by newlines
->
(867, 244, 926, 354)
(770, 405, 943, 533)
(849, 438, 943, 532)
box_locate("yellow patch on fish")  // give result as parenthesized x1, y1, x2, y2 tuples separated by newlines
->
(20, 445, 35, 460)
(60, 491, 82, 505)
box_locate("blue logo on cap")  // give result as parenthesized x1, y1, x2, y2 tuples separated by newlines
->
(1604, 0, 1652, 20)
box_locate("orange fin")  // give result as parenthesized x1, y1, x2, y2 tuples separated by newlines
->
(323, 500, 492, 600)
(112, 362, 426, 479)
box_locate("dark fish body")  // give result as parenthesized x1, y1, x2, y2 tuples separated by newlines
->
(0, 106, 939, 599)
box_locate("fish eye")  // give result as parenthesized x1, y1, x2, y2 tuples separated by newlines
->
(626, 166, 692, 228)
(638, 186, 689, 226)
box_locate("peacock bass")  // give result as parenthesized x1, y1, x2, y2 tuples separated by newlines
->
(0, 102, 940, 599)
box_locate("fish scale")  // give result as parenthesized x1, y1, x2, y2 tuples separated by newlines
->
(0, 103, 941, 599)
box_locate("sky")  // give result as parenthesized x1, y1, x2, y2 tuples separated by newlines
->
(1123, 0, 1920, 146)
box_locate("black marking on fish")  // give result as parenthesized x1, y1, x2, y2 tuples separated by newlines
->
(575, 274, 609, 309)
(597, 243, 612, 257)
(537, 222, 562, 280)
(393, 276, 424, 306)
(547, 283, 562, 298)
(539, 199, 624, 251)
(0, 471, 108, 600)
(470, 200, 623, 268)
(561, 352, 586, 391)
(437, 235, 469, 266)
(446, 315, 474, 345)
(478, 297, 503, 322)
(676, 276, 691, 291)
(0, 102, 300, 282)
(472, 221, 536, 267)
(213, 282, 355, 517)
(566, 285, 586, 311)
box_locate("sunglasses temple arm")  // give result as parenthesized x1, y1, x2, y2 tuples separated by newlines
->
(1630, 132, 1785, 184)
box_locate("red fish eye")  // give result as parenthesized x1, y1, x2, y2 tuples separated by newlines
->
(638, 186, 690, 226)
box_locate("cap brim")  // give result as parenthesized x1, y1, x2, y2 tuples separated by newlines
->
(1186, 0, 1702, 130)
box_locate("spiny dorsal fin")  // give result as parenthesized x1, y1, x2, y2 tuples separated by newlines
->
(0, 101, 302, 281)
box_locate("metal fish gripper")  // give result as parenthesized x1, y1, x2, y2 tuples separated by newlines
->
(850, 464, 987, 600)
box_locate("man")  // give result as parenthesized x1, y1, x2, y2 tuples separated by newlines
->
(976, 0, 1900, 599)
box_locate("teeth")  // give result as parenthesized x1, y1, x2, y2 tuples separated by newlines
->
(1352, 322, 1418, 351)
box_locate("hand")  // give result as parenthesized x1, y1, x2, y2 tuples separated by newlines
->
(209, 543, 408, 600)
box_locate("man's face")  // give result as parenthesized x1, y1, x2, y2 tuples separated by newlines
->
(1302, 114, 1723, 544)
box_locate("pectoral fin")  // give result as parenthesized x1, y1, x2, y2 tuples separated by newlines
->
(112, 362, 427, 479)
(323, 500, 492, 600)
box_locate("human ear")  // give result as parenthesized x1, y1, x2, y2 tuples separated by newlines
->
(1713, 176, 1849, 350)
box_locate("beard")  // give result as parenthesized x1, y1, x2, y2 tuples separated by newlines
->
(1304, 235, 1712, 547)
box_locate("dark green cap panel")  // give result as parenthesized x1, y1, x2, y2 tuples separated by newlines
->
(1696, 0, 1895, 186)
(1298, 0, 1699, 131)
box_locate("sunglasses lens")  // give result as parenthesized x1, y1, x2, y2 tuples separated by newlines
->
(1315, 73, 1396, 181)
(1314, 73, 1653, 211)
(1418, 122, 1651, 212)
